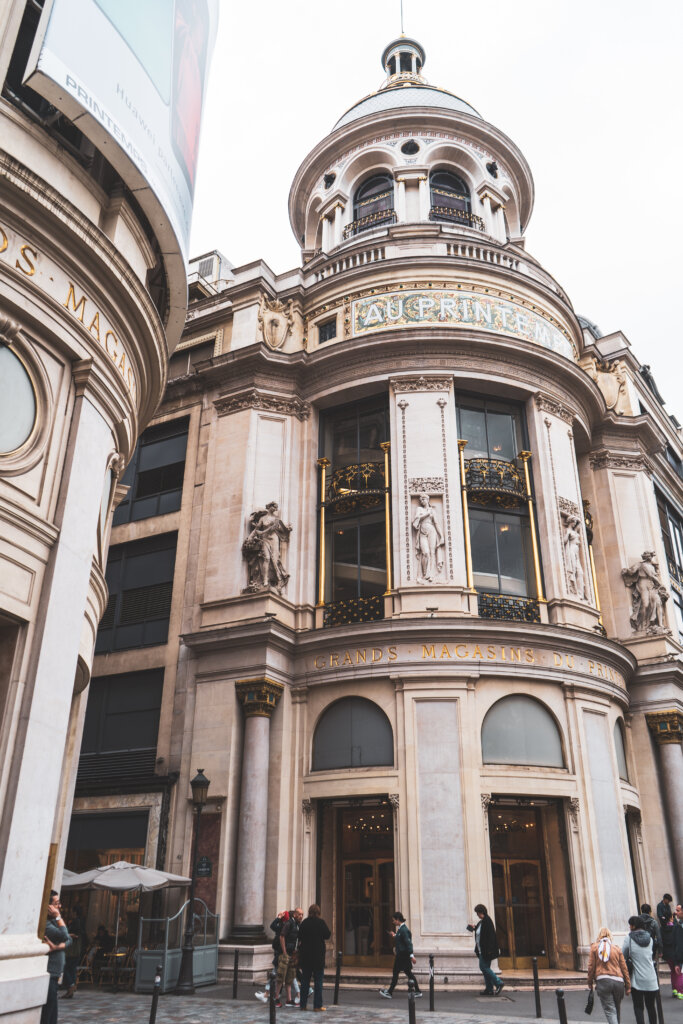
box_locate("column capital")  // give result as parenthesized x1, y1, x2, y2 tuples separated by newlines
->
(235, 677, 284, 718)
(646, 709, 683, 745)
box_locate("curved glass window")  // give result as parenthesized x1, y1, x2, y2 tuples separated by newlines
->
(312, 697, 393, 770)
(350, 174, 395, 235)
(430, 170, 472, 225)
(482, 695, 564, 767)
(0, 346, 36, 453)
(614, 719, 629, 781)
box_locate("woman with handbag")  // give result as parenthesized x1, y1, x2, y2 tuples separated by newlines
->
(587, 926, 630, 1024)
(622, 916, 658, 1024)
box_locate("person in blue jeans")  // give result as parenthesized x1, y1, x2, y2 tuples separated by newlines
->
(467, 904, 504, 996)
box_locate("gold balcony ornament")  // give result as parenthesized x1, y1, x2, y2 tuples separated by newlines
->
(236, 678, 284, 719)
(464, 456, 526, 508)
(327, 460, 385, 514)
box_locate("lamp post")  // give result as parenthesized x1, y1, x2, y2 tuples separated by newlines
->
(176, 768, 210, 995)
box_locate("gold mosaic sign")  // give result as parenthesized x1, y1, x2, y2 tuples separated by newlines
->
(352, 288, 576, 361)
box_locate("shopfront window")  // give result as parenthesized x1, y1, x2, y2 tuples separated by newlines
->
(482, 696, 564, 767)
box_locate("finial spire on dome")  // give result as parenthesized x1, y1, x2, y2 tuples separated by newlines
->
(380, 37, 427, 90)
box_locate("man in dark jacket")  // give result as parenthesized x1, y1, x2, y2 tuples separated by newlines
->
(467, 903, 504, 996)
(639, 904, 662, 959)
(379, 911, 422, 999)
(298, 904, 331, 1011)
(41, 891, 71, 1024)
(657, 894, 673, 927)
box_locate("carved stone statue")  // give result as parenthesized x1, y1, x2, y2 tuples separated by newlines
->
(562, 513, 586, 599)
(621, 551, 669, 633)
(243, 502, 292, 594)
(412, 492, 445, 584)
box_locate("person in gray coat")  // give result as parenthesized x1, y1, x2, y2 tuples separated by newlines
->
(623, 916, 658, 1024)
(41, 891, 71, 1024)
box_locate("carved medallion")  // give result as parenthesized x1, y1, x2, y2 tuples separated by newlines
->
(258, 295, 294, 350)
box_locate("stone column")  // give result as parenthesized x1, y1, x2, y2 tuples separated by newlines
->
(231, 678, 284, 942)
(332, 203, 344, 247)
(396, 178, 406, 222)
(418, 175, 429, 220)
(646, 710, 683, 893)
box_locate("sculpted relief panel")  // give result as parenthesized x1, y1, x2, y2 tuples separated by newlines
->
(412, 492, 445, 584)
(242, 502, 292, 594)
(621, 551, 670, 634)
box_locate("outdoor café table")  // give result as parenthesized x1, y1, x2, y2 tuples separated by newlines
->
(103, 949, 128, 991)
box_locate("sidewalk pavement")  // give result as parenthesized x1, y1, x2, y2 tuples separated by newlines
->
(59, 983, 681, 1024)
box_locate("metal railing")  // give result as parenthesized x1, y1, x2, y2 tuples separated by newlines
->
(430, 206, 485, 230)
(343, 209, 396, 238)
(323, 595, 383, 627)
(465, 457, 526, 508)
(478, 592, 541, 623)
(327, 460, 385, 515)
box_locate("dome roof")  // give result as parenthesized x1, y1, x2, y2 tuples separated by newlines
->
(334, 84, 481, 129)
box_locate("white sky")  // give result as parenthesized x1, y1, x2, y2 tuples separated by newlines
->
(190, 0, 683, 419)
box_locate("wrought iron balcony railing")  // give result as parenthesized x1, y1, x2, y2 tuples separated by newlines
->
(478, 593, 541, 623)
(429, 206, 485, 230)
(465, 457, 526, 508)
(323, 594, 383, 628)
(343, 209, 397, 239)
(327, 460, 386, 515)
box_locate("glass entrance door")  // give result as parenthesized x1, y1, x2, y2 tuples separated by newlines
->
(492, 858, 548, 968)
(341, 858, 394, 966)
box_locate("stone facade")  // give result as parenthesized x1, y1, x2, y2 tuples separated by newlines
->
(72, 37, 682, 985)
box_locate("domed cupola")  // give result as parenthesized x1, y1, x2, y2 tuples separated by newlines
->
(380, 36, 427, 87)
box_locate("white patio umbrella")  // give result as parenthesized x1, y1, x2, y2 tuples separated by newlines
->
(61, 860, 191, 946)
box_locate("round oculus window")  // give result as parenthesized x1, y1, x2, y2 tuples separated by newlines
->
(0, 346, 37, 453)
(401, 140, 420, 155)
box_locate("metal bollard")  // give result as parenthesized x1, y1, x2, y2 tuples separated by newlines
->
(408, 979, 416, 1024)
(655, 985, 665, 1024)
(532, 956, 542, 1018)
(269, 968, 277, 1024)
(333, 950, 342, 1005)
(149, 963, 163, 1024)
(232, 948, 239, 1000)
(555, 988, 568, 1024)
(429, 952, 435, 1011)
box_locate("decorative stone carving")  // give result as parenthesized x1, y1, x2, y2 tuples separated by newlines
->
(409, 477, 444, 494)
(561, 510, 587, 600)
(235, 677, 284, 718)
(214, 389, 310, 421)
(481, 794, 492, 811)
(391, 376, 452, 392)
(242, 502, 292, 594)
(302, 798, 313, 825)
(567, 797, 580, 832)
(258, 294, 294, 350)
(622, 551, 670, 634)
(585, 357, 629, 414)
(646, 709, 683, 745)
(0, 316, 21, 346)
(534, 393, 574, 424)
(589, 450, 651, 474)
(388, 794, 400, 810)
(412, 493, 445, 584)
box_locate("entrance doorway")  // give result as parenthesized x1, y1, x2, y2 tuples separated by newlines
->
(338, 805, 394, 966)
(489, 804, 556, 968)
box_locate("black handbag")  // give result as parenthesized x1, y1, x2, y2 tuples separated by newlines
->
(624, 935, 633, 976)
(585, 988, 594, 1015)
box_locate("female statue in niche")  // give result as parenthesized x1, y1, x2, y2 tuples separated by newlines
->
(243, 501, 292, 594)
(621, 550, 669, 633)
(562, 513, 586, 599)
(412, 492, 445, 584)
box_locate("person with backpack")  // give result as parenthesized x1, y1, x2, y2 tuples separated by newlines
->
(639, 904, 662, 960)
(274, 906, 304, 1008)
(623, 916, 658, 1024)
(254, 910, 289, 1003)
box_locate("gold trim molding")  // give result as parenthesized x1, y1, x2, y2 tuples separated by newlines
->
(236, 678, 284, 719)
(646, 709, 683, 745)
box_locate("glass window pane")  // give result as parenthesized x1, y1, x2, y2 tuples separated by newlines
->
(496, 516, 528, 596)
(487, 412, 517, 461)
(613, 721, 629, 781)
(459, 408, 487, 459)
(138, 433, 188, 472)
(359, 518, 386, 596)
(332, 524, 358, 601)
(470, 510, 499, 590)
(0, 346, 36, 453)
(312, 697, 393, 770)
(482, 696, 564, 767)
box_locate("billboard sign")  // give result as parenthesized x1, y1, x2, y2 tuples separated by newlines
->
(25, 0, 218, 266)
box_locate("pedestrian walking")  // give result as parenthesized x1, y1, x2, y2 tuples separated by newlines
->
(466, 903, 504, 996)
(379, 911, 422, 999)
(41, 891, 71, 1024)
(298, 903, 331, 1012)
(587, 926, 630, 1024)
(273, 906, 303, 1007)
(623, 916, 658, 1024)
(638, 904, 662, 959)
(656, 894, 673, 927)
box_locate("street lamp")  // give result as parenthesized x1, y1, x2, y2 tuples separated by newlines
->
(176, 768, 210, 995)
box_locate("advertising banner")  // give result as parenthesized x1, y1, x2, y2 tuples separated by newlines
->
(25, 0, 218, 266)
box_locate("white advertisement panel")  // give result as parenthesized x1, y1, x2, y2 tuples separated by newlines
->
(25, 0, 218, 266)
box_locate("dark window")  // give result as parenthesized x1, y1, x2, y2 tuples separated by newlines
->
(666, 446, 683, 480)
(168, 341, 215, 379)
(78, 670, 163, 784)
(457, 396, 524, 461)
(470, 509, 533, 597)
(400, 53, 412, 72)
(350, 173, 395, 235)
(656, 490, 683, 642)
(430, 169, 472, 225)
(482, 696, 564, 767)
(113, 418, 189, 525)
(312, 697, 393, 770)
(96, 534, 177, 653)
(388, 56, 396, 75)
(67, 812, 148, 852)
(318, 318, 337, 344)
(401, 140, 420, 155)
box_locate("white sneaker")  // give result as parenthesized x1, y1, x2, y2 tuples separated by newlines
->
(414, 992, 423, 998)
(379, 989, 392, 998)
(255, 991, 268, 1002)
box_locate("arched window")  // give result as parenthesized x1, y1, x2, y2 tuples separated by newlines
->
(429, 169, 472, 227)
(349, 173, 395, 237)
(482, 695, 564, 767)
(312, 697, 393, 770)
(614, 719, 629, 781)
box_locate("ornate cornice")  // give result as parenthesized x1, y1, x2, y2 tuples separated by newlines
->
(646, 709, 683, 745)
(214, 388, 311, 421)
(589, 450, 652, 474)
(535, 393, 574, 424)
(391, 375, 452, 393)
(409, 476, 445, 494)
(235, 677, 284, 718)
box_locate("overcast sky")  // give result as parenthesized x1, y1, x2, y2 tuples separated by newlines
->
(190, 0, 683, 418)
